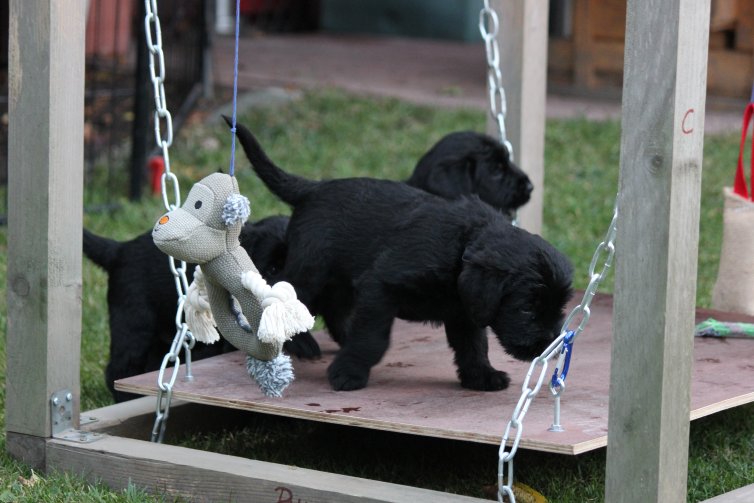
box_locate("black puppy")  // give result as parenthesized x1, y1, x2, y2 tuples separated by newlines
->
(407, 131, 532, 216)
(235, 123, 574, 392)
(84, 215, 320, 402)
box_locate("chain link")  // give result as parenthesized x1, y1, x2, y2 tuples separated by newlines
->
(481, 3, 620, 500)
(479, 0, 513, 159)
(144, 0, 194, 443)
(480, 0, 518, 228)
(495, 201, 618, 502)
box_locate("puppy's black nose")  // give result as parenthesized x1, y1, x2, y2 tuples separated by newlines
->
(524, 180, 534, 194)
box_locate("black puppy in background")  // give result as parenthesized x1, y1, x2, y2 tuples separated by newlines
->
(235, 122, 573, 392)
(84, 215, 319, 402)
(407, 131, 532, 217)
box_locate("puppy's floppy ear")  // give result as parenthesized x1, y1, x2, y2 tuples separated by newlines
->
(532, 246, 575, 308)
(426, 156, 475, 197)
(458, 247, 507, 327)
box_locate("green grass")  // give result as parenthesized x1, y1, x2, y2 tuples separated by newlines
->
(2, 89, 753, 502)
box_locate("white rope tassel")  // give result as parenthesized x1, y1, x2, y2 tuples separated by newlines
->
(241, 270, 315, 344)
(185, 266, 221, 344)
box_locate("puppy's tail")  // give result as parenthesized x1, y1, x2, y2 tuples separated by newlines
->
(83, 228, 120, 271)
(224, 117, 316, 206)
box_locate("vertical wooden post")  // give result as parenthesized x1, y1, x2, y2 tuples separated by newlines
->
(490, 0, 549, 235)
(572, 0, 596, 89)
(6, 0, 86, 468)
(605, 0, 710, 501)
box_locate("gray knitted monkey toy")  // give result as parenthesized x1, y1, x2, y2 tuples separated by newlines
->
(153, 172, 313, 396)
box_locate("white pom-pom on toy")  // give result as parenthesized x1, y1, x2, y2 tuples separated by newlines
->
(247, 354, 294, 397)
(241, 270, 315, 343)
(184, 266, 220, 344)
(222, 193, 251, 226)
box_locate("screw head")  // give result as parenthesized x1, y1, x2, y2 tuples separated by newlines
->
(65, 393, 73, 402)
(52, 397, 59, 406)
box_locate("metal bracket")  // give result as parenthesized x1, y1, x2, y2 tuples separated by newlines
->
(50, 389, 103, 443)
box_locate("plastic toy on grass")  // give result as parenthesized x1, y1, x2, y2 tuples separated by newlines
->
(695, 318, 754, 339)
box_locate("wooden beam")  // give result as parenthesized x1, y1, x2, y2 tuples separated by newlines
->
(701, 484, 754, 503)
(46, 436, 490, 503)
(489, 0, 548, 234)
(6, 0, 86, 443)
(6, 433, 48, 471)
(605, 0, 710, 501)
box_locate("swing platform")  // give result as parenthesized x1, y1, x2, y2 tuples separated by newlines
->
(115, 293, 754, 455)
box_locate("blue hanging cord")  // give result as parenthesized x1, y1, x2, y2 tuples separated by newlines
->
(550, 330, 575, 390)
(228, 0, 241, 177)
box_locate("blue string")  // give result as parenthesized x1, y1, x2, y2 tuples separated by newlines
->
(228, 0, 241, 177)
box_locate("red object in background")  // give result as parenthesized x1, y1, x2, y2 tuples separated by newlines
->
(149, 156, 165, 195)
(241, 0, 277, 15)
(85, 0, 134, 58)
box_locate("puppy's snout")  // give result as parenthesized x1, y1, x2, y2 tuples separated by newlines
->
(523, 179, 534, 195)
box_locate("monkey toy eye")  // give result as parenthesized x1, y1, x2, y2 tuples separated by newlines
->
(195, 200, 203, 209)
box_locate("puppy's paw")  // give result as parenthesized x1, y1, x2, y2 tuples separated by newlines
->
(459, 367, 510, 391)
(327, 360, 370, 391)
(283, 331, 322, 359)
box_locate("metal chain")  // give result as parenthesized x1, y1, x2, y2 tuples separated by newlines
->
(478, 3, 621, 499)
(496, 201, 618, 502)
(480, 0, 518, 227)
(144, 0, 194, 443)
(479, 0, 513, 159)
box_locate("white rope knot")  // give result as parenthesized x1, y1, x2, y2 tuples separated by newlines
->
(184, 266, 220, 344)
(241, 270, 315, 344)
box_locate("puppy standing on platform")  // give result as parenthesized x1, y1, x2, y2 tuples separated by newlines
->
(85, 125, 534, 401)
(234, 122, 574, 392)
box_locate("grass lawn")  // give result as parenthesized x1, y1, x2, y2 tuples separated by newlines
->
(1, 89, 753, 502)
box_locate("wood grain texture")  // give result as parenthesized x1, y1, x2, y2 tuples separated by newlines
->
(116, 294, 754, 457)
(572, 0, 598, 89)
(701, 483, 754, 503)
(6, 432, 47, 471)
(46, 436, 489, 503)
(489, 0, 548, 234)
(606, 0, 710, 501)
(6, 0, 85, 439)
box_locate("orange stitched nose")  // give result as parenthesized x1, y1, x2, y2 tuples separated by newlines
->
(159, 215, 169, 225)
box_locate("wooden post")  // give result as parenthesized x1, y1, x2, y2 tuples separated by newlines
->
(489, 0, 549, 235)
(571, 0, 596, 89)
(6, 0, 86, 468)
(605, 0, 710, 501)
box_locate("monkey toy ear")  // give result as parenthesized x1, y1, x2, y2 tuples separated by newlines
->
(222, 193, 251, 226)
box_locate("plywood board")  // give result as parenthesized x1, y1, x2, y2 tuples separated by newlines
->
(116, 294, 754, 455)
